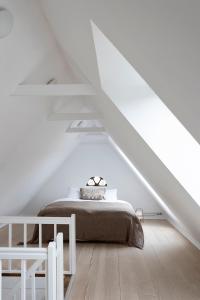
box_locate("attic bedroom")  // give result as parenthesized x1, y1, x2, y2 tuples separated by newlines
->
(0, 0, 200, 299)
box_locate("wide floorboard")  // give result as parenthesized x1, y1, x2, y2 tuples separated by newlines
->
(68, 220, 200, 300)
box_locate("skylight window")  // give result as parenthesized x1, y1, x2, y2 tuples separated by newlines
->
(91, 21, 200, 205)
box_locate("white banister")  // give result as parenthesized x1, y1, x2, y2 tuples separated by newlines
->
(21, 260, 27, 300)
(39, 223, 42, 248)
(31, 274, 36, 300)
(8, 223, 12, 271)
(39, 223, 42, 272)
(48, 242, 57, 300)
(56, 233, 64, 300)
(69, 214, 76, 274)
(24, 223, 27, 247)
(0, 216, 71, 224)
(54, 224, 57, 240)
(0, 215, 76, 298)
(45, 260, 48, 300)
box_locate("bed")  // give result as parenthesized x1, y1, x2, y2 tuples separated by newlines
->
(30, 198, 144, 249)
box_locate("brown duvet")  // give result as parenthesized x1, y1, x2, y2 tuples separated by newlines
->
(30, 200, 144, 249)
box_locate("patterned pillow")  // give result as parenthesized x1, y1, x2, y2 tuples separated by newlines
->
(80, 187, 106, 200)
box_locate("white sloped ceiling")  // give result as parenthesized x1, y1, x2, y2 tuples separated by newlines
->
(40, 0, 200, 247)
(0, 0, 87, 215)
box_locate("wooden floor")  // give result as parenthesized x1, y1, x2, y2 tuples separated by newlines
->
(0, 220, 200, 299)
(68, 220, 200, 300)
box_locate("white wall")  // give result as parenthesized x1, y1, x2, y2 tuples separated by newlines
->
(24, 140, 163, 216)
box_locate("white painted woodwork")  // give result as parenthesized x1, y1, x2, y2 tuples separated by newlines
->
(31, 275, 36, 300)
(48, 242, 57, 300)
(48, 112, 102, 121)
(21, 260, 26, 300)
(0, 215, 76, 274)
(0, 216, 71, 225)
(69, 214, 76, 275)
(66, 127, 105, 133)
(0, 215, 76, 298)
(8, 224, 12, 271)
(24, 223, 27, 247)
(56, 233, 64, 300)
(12, 84, 96, 96)
(54, 224, 57, 240)
(39, 224, 42, 248)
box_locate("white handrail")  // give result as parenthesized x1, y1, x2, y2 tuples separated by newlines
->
(0, 216, 71, 225)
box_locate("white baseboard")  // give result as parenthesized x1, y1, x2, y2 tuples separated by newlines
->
(168, 218, 200, 250)
(143, 215, 165, 220)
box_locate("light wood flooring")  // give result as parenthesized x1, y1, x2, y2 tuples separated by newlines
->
(0, 220, 200, 300)
(68, 220, 200, 300)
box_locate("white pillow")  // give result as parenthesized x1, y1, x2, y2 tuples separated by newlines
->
(67, 187, 80, 199)
(105, 189, 117, 201)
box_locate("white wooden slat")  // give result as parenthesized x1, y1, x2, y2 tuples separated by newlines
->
(8, 224, 12, 271)
(24, 224, 27, 247)
(0, 248, 47, 260)
(31, 275, 36, 300)
(45, 260, 48, 300)
(12, 84, 96, 96)
(21, 260, 26, 300)
(54, 224, 57, 241)
(48, 242, 57, 300)
(69, 214, 76, 274)
(66, 127, 105, 133)
(48, 112, 102, 121)
(56, 233, 64, 300)
(39, 224, 42, 248)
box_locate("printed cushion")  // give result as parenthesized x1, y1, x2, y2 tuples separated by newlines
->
(80, 187, 106, 200)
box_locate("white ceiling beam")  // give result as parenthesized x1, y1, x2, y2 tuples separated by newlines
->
(48, 112, 102, 121)
(12, 84, 96, 96)
(66, 127, 105, 133)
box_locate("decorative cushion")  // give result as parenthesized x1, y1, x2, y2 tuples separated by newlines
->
(67, 187, 80, 199)
(105, 189, 118, 201)
(80, 187, 106, 200)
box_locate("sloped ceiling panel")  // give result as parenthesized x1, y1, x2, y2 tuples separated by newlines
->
(41, 0, 200, 143)
(41, 0, 200, 246)
(0, 0, 83, 215)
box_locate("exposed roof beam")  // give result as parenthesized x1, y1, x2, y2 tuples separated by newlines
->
(12, 84, 96, 96)
(66, 127, 105, 133)
(48, 112, 102, 121)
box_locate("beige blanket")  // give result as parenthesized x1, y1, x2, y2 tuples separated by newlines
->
(30, 200, 144, 249)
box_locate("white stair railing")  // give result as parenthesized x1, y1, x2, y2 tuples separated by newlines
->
(0, 233, 64, 300)
(0, 215, 76, 275)
(0, 214, 76, 300)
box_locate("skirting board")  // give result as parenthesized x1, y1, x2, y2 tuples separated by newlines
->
(168, 218, 200, 250)
(143, 215, 165, 220)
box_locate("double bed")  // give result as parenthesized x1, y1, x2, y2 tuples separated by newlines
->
(30, 198, 144, 249)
